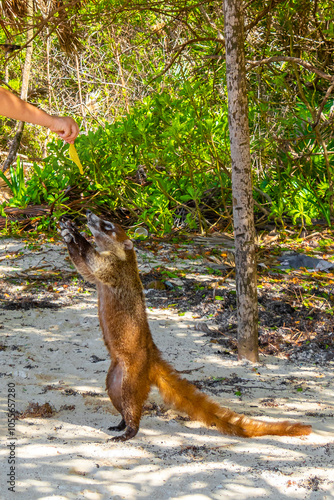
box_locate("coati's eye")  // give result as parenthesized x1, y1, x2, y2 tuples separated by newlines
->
(104, 221, 114, 231)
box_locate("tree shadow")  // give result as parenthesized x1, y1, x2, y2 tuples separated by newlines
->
(0, 292, 333, 499)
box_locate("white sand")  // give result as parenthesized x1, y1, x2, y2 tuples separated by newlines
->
(0, 237, 333, 499)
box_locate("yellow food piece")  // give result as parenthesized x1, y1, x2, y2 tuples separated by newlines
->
(69, 143, 84, 174)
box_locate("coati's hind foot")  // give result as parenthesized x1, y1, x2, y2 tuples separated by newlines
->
(108, 418, 126, 432)
(110, 426, 138, 442)
(107, 419, 138, 441)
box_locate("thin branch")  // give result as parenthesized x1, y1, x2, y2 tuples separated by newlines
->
(0, 80, 19, 95)
(245, 0, 286, 32)
(313, 81, 334, 127)
(3, 0, 34, 173)
(253, 198, 270, 216)
(147, 43, 189, 83)
(148, 37, 221, 83)
(4, 0, 82, 62)
(247, 56, 333, 82)
(253, 186, 272, 204)
(198, 5, 224, 42)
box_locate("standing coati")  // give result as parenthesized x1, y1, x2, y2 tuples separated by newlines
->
(60, 211, 312, 442)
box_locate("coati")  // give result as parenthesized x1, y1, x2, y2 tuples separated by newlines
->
(60, 211, 312, 442)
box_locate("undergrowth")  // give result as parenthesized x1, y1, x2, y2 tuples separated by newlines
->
(1, 81, 333, 235)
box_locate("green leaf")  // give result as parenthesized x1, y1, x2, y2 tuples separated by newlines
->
(0, 170, 12, 190)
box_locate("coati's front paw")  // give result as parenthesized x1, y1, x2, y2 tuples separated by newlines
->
(59, 220, 78, 243)
(61, 228, 75, 243)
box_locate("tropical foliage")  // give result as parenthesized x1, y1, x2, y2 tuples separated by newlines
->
(1, 0, 334, 233)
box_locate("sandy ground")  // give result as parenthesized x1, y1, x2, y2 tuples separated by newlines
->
(0, 237, 333, 500)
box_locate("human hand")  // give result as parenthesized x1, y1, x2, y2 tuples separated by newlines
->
(48, 116, 79, 143)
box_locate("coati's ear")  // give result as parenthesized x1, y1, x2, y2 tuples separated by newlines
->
(123, 239, 133, 251)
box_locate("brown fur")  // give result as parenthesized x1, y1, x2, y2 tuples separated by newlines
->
(60, 212, 312, 441)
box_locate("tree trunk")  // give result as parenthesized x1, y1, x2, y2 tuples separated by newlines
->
(2, 0, 33, 173)
(75, 53, 88, 133)
(223, 0, 259, 362)
(43, 26, 52, 158)
(111, 28, 130, 114)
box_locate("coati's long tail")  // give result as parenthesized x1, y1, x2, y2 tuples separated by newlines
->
(150, 356, 312, 438)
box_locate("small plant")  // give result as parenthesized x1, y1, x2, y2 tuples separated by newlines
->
(0, 157, 28, 207)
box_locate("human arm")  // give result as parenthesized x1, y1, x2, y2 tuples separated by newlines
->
(0, 87, 79, 143)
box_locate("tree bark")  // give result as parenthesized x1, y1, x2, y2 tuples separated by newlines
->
(2, 0, 33, 173)
(223, 0, 259, 362)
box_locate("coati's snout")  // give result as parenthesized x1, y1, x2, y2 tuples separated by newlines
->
(86, 210, 114, 233)
(86, 210, 133, 252)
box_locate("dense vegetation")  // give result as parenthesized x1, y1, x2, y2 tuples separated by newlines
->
(1, 0, 334, 234)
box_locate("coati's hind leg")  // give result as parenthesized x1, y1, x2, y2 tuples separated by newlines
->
(106, 359, 151, 441)
(106, 362, 125, 433)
